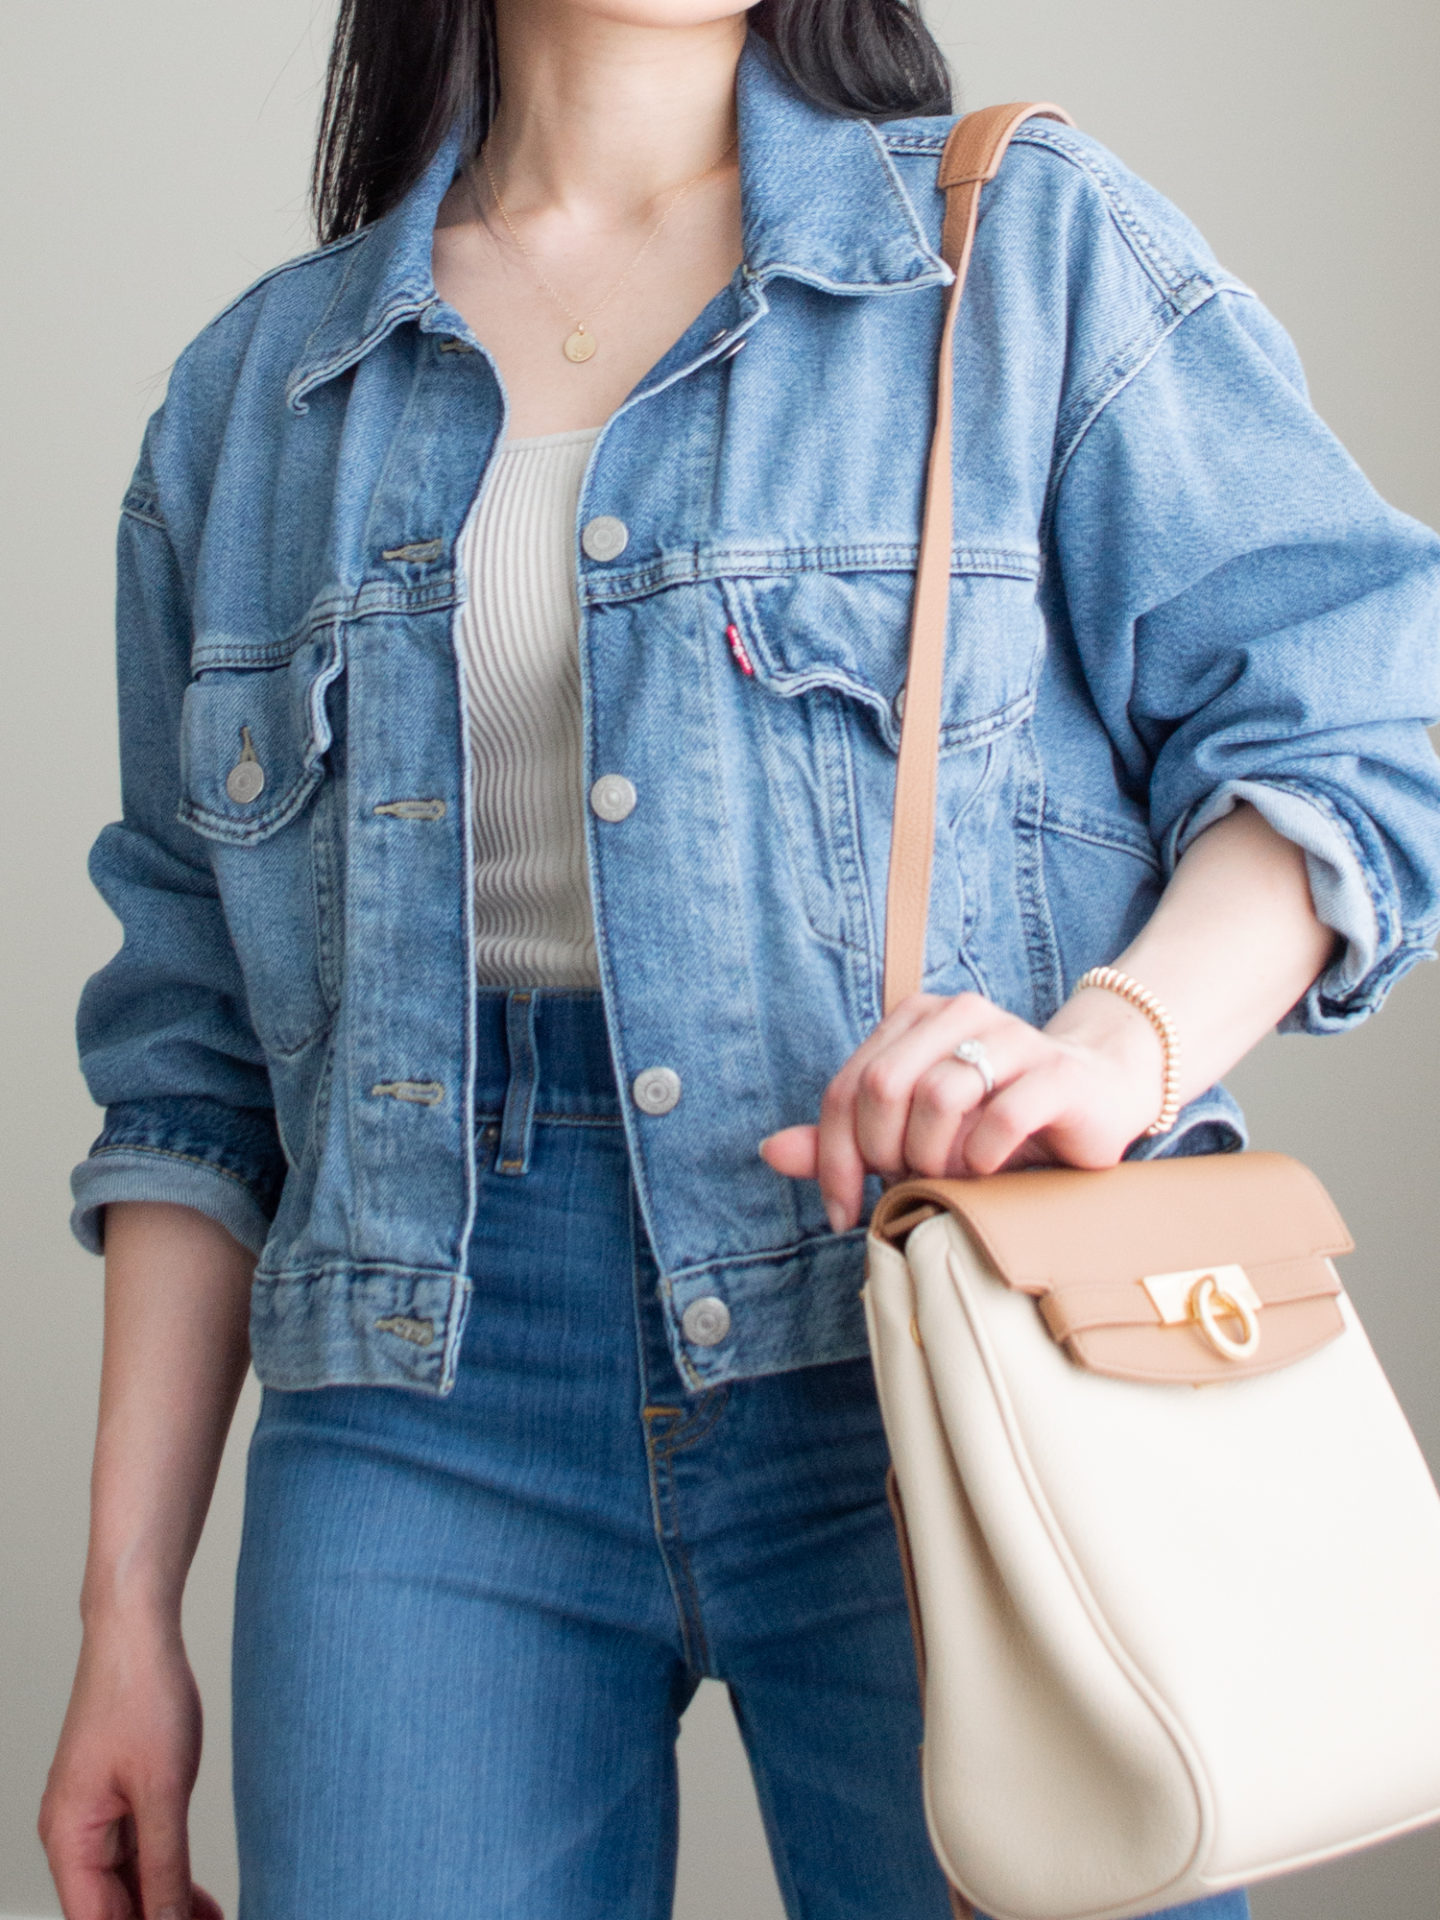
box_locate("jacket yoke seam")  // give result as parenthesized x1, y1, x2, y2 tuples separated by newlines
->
(1009, 123, 1221, 301)
(1043, 286, 1238, 534)
(993, 127, 1252, 526)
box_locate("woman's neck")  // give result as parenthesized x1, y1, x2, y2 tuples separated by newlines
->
(487, 0, 746, 220)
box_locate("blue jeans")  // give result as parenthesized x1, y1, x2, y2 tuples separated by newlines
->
(231, 988, 1249, 1920)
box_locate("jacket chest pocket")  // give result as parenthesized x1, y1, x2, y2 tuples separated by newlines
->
(717, 562, 1043, 968)
(178, 628, 345, 1057)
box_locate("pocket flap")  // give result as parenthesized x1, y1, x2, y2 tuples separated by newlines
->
(178, 629, 342, 845)
(869, 1153, 1353, 1384)
(723, 559, 1041, 752)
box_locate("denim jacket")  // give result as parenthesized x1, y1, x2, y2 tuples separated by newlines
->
(72, 37, 1440, 1395)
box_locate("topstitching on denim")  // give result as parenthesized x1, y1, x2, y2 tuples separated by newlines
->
(69, 33, 1440, 1397)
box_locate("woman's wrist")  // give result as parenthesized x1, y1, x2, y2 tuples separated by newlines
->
(1045, 985, 1169, 1141)
(78, 1204, 254, 1643)
(80, 1558, 187, 1634)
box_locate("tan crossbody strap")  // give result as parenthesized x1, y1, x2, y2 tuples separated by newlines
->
(881, 103, 1074, 1016)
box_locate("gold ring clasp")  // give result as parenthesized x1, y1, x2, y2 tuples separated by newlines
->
(1142, 1263, 1262, 1363)
(1189, 1272, 1261, 1362)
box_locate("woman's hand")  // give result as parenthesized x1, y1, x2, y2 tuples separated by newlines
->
(759, 987, 1165, 1234)
(39, 1613, 223, 1920)
(40, 1202, 255, 1920)
(759, 804, 1339, 1234)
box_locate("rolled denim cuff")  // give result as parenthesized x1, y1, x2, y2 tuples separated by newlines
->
(69, 1095, 285, 1256)
(1124, 1083, 1246, 1162)
(1166, 778, 1416, 1034)
(70, 1148, 273, 1256)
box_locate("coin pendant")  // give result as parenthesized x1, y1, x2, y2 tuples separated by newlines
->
(563, 328, 597, 364)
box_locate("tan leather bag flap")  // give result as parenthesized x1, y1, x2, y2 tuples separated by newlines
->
(870, 1152, 1354, 1384)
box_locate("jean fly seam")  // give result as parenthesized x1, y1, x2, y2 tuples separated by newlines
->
(648, 1388, 730, 1457)
(630, 1179, 714, 1676)
(644, 1436, 714, 1678)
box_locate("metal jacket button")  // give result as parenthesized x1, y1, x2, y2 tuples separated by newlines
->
(631, 1066, 681, 1115)
(682, 1297, 731, 1347)
(590, 774, 637, 822)
(582, 515, 629, 562)
(225, 727, 265, 804)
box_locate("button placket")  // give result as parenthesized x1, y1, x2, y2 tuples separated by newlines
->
(631, 1066, 681, 1115)
(581, 515, 629, 562)
(590, 774, 637, 822)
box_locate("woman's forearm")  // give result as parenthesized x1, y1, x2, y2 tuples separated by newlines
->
(763, 800, 1340, 1217)
(1044, 801, 1338, 1121)
(80, 1201, 255, 1628)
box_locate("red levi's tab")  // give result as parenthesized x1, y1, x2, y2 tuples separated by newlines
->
(725, 623, 755, 676)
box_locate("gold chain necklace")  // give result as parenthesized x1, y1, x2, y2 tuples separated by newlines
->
(468, 134, 737, 364)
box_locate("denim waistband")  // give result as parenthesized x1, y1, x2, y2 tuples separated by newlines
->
(472, 989, 620, 1155)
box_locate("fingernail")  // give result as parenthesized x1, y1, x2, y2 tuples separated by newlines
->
(825, 1200, 847, 1235)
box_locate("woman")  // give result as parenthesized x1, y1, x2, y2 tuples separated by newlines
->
(38, 1, 1440, 1916)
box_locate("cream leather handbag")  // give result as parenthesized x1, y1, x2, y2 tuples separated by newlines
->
(864, 105, 1440, 1920)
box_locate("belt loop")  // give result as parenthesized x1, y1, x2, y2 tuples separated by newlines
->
(495, 990, 539, 1176)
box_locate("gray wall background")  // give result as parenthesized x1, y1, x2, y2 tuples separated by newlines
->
(2, 1, 1436, 1915)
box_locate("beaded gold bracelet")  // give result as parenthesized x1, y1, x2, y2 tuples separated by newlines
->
(1072, 965, 1181, 1137)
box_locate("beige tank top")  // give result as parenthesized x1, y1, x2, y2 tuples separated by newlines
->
(456, 426, 603, 987)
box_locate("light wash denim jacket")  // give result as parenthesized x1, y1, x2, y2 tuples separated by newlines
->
(72, 38, 1440, 1395)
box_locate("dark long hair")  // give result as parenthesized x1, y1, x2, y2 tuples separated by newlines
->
(311, 1, 952, 245)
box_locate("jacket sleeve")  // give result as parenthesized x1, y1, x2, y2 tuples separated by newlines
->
(70, 415, 286, 1255)
(1049, 284, 1440, 1032)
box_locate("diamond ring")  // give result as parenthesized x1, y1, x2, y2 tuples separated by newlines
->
(952, 1037, 996, 1097)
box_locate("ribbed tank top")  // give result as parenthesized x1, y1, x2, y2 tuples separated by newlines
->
(457, 426, 603, 987)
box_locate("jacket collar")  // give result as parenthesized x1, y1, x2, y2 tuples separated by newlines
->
(286, 34, 948, 412)
(735, 36, 947, 293)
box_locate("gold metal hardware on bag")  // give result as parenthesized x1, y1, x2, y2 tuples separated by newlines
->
(1190, 1274, 1262, 1361)
(1141, 1264, 1262, 1362)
